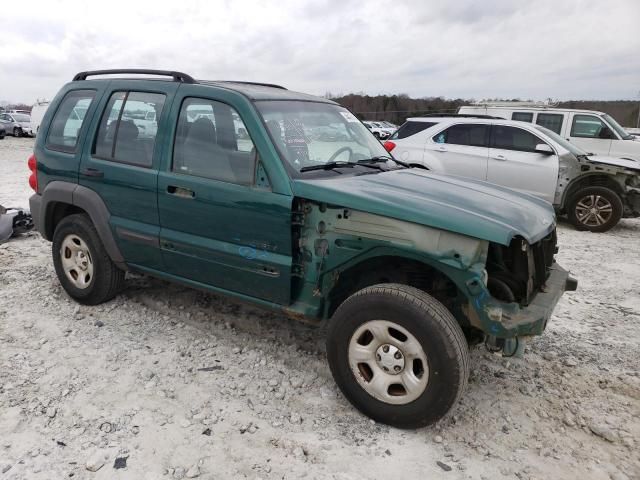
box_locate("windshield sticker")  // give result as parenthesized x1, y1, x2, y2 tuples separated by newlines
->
(340, 111, 359, 123)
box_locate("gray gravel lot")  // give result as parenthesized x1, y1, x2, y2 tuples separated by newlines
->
(1, 136, 639, 480)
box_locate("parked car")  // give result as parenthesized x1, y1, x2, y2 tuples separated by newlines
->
(0, 112, 34, 137)
(362, 120, 392, 139)
(30, 101, 51, 135)
(0, 126, 5, 139)
(385, 116, 640, 232)
(459, 103, 640, 162)
(28, 69, 576, 428)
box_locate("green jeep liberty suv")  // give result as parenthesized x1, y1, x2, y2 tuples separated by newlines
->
(28, 69, 577, 428)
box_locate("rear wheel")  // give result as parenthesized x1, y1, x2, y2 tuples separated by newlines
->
(326, 284, 469, 428)
(567, 186, 623, 232)
(52, 214, 124, 305)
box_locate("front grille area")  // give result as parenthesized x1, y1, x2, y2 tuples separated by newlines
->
(486, 229, 557, 305)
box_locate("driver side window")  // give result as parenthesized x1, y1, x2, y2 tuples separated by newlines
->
(172, 98, 256, 185)
(570, 114, 610, 139)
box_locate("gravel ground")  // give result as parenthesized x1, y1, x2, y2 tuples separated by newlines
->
(1, 136, 639, 480)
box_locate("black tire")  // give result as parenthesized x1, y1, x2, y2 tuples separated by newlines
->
(567, 186, 623, 233)
(373, 132, 380, 139)
(52, 214, 125, 305)
(13, 127, 21, 137)
(326, 283, 469, 428)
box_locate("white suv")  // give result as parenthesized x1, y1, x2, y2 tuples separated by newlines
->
(458, 104, 640, 162)
(384, 116, 640, 232)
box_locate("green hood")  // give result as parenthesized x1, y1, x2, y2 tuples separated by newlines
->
(292, 169, 556, 246)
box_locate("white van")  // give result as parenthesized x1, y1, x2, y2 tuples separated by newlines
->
(30, 101, 50, 136)
(459, 102, 640, 162)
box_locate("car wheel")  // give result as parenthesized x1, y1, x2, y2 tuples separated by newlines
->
(326, 283, 469, 428)
(373, 132, 380, 139)
(13, 127, 21, 137)
(567, 186, 623, 233)
(52, 214, 125, 305)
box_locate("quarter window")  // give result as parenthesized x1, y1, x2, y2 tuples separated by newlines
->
(570, 114, 609, 138)
(93, 91, 166, 167)
(391, 121, 437, 140)
(172, 98, 256, 185)
(512, 112, 533, 122)
(45, 90, 96, 153)
(492, 125, 545, 153)
(432, 124, 488, 147)
(535, 113, 563, 134)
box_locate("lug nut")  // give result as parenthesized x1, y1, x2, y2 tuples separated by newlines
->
(394, 365, 401, 372)
(382, 345, 389, 353)
(394, 351, 401, 359)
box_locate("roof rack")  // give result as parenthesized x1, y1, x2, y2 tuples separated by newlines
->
(471, 100, 559, 108)
(420, 113, 502, 119)
(73, 69, 196, 83)
(209, 80, 287, 90)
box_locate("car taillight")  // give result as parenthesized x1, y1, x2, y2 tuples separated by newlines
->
(28, 153, 38, 192)
(383, 141, 396, 152)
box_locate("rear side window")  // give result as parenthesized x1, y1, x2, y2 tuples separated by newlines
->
(512, 112, 533, 122)
(172, 98, 256, 185)
(491, 125, 545, 153)
(536, 113, 563, 134)
(93, 91, 166, 167)
(432, 124, 488, 147)
(391, 121, 437, 140)
(45, 90, 96, 153)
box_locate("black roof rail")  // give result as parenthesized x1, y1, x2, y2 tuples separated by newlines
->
(73, 69, 196, 83)
(419, 113, 504, 119)
(214, 80, 287, 90)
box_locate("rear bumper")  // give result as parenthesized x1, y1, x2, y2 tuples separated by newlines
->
(473, 263, 576, 338)
(29, 193, 45, 239)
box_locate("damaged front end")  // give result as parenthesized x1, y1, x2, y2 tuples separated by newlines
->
(480, 232, 577, 355)
(0, 205, 34, 243)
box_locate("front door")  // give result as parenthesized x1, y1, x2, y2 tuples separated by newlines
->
(566, 113, 612, 156)
(157, 91, 292, 305)
(429, 123, 489, 179)
(487, 124, 558, 204)
(79, 81, 179, 270)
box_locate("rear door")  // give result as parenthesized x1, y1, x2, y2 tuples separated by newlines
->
(566, 112, 613, 155)
(487, 124, 558, 203)
(78, 81, 179, 270)
(157, 88, 292, 305)
(428, 123, 489, 179)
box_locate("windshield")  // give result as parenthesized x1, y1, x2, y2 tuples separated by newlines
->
(603, 113, 633, 140)
(255, 101, 392, 175)
(535, 124, 587, 156)
(13, 114, 30, 122)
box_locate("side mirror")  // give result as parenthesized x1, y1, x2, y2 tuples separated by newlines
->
(535, 143, 554, 155)
(598, 127, 614, 139)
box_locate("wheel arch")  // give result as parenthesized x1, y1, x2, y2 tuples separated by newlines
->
(560, 173, 624, 210)
(40, 182, 125, 267)
(324, 252, 479, 339)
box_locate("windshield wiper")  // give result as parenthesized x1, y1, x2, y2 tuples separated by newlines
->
(299, 161, 357, 173)
(358, 155, 411, 168)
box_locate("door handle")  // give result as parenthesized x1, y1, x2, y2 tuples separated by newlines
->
(81, 168, 104, 178)
(436, 146, 447, 152)
(493, 154, 507, 161)
(167, 185, 195, 199)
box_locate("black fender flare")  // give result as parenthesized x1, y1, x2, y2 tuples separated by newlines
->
(38, 181, 125, 266)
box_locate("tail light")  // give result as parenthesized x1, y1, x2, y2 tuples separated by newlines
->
(383, 141, 396, 153)
(28, 153, 38, 192)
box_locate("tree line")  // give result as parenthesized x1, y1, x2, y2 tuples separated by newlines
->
(329, 93, 640, 128)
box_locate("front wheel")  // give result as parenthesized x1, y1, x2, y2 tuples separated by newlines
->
(567, 186, 623, 232)
(326, 284, 469, 428)
(13, 127, 21, 137)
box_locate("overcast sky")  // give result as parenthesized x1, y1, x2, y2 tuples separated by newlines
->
(1, 0, 639, 104)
